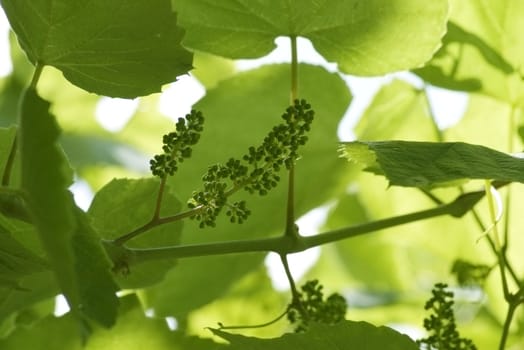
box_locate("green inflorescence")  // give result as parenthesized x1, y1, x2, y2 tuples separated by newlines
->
(150, 110, 204, 178)
(287, 279, 347, 332)
(188, 99, 314, 228)
(417, 283, 477, 350)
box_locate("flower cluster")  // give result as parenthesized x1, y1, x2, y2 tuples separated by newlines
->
(417, 283, 477, 349)
(287, 279, 347, 332)
(150, 110, 204, 178)
(188, 99, 314, 228)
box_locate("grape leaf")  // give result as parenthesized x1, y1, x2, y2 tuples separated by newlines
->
(19, 88, 118, 327)
(175, 0, 448, 75)
(0, 126, 16, 183)
(211, 320, 418, 349)
(60, 133, 149, 173)
(341, 140, 524, 188)
(353, 80, 438, 141)
(413, 0, 524, 104)
(88, 178, 183, 289)
(0, 0, 193, 98)
(19, 87, 78, 313)
(0, 295, 225, 350)
(0, 221, 48, 290)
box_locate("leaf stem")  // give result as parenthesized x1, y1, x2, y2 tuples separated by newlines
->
(30, 63, 44, 90)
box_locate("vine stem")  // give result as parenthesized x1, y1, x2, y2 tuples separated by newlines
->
(285, 35, 299, 238)
(499, 302, 518, 350)
(121, 187, 494, 264)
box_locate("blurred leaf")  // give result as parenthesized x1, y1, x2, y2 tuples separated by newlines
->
(413, 1, 524, 104)
(144, 63, 351, 318)
(324, 192, 412, 291)
(187, 267, 288, 339)
(88, 178, 183, 288)
(60, 133, 149, 173)
(0, 271, 58, 333)
(0, 126, 16, 184)
(0, 189, 31, 223)
(0, 213, 51, 329)
(0, 77, 24, 127)
(0, 221, 48, 289)
(354, 80, 437, 141)
(341, 141, 524, 188)
(1, 0, 192, 97)
(175, 0, 448, 75)
(192, 52, 236, 89)
(212, 320, 418, 349)
(0, 295, 225, 350)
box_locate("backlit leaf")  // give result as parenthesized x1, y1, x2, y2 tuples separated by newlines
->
(0, 221, 47, 289)
(341, 140, 524, 187)
(413, 0, 524, 104)
(19, 88, 118, 327)
(88, 178, 183, 289)
(19, 87, 78, 316)
(175, 0, 448, 75)
(1, 0, 193, 97)
(211, 320, 418, 349)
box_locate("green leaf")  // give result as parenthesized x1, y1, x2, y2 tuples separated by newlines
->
(1, 0, 193, 98)
(0, 295, 225, 350)
(354, 80, 438, 141)
(0, 271, 58, 334)
(341, 140, 524, 188)
(413, 1, 524, 104)
(0, 221, 48, 290)
(144, 63, 351, 318)
(71, 207, 119, 328)
(0, 213, 57, 328)
(19, 88, 118, 328)
(0, 126, 16, 183)
(211, 320, 418, 349)
(88, 178, 183, 288)
(19, 87, 78, 312)
(60, 133, 149, 173)
(0, 189, 31, 223)
(175, 0, 448, 75)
